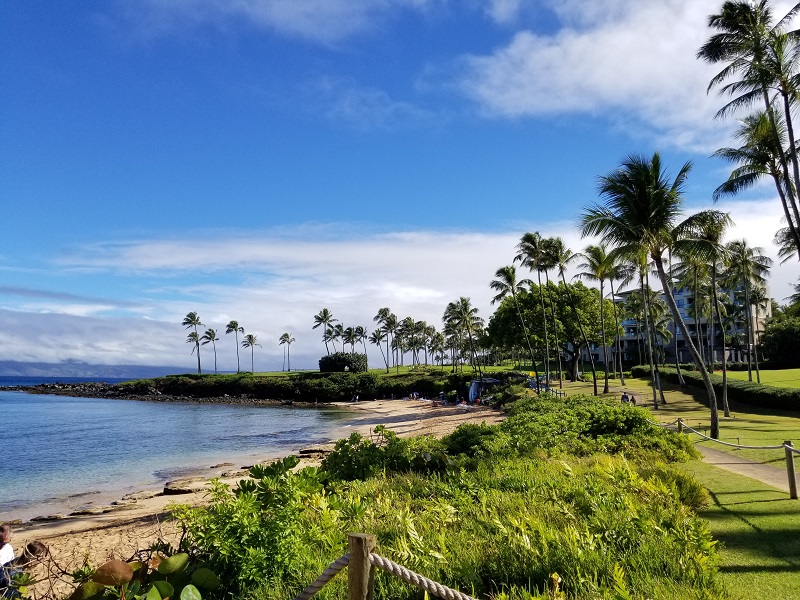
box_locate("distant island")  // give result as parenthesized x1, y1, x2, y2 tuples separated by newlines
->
(0, 359, 187, 379)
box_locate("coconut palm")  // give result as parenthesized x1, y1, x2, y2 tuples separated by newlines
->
(369, 328, 389, 370)
(444, 297, 484, 378)
(182, 312, 203, 374)
(279, 333, 295, 371)
(186, 331, 201, 374)
(489, 265, 538, 388)
(514, 232, 551, 384)
(383, 313, 399, 369)
(225, 320, 244, 372)
(374, 308, 393, 370)
(200, 328, 220, 373)
(548, 237, 598, 395)
(355, 325, 368, 361)
(582, 152, 721, 437)
(725, 239, 772, 383)
(313, 309, 338, 354)
(575, 244, 615, 393)
(699, 0, 800, 255)
(241, 334, 261, 373)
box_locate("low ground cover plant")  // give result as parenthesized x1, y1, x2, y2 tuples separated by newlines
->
(165, 394, 715, 599)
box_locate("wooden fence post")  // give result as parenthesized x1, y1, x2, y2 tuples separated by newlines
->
(784, 442, 798, 500)
(677, 419, 683, 434)
(348, 533, 376, 600)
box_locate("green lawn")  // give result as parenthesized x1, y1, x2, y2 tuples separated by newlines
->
(560, 375, 800, 597)
(726, 368, 800, 389)
(681, 461, 800, 600)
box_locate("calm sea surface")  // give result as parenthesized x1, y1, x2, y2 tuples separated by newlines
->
(0, 376, 352, 521)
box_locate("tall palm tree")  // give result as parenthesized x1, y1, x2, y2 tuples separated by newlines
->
(313, 309, 338, 354)
(182, 312, 203, 375)
(582, 152, 721, 437)
(279, 333, 296, 371)
(355, 325, 368, 361)
(186, 331, 201, 374)
(368, 328, 389, 370)
(241, 334, 261, 373)
(576, 244, 615, 393)
(725, 239, 772, 382)
(489, 265, 539, 389)
(374, 308, 393, 369)
(200, 328, 220, 373)
(699, 0, 800, 256)
(225, 320, 244, 373)
(685, 210, 735, 416)
(515, 232, 551, 384)
(444, 298, 484, 378)
(383, 312, 399, 369)
(549, 237, 598, 395)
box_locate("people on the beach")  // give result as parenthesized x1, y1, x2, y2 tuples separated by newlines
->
(1, 539, 47, 599)
(0, 526, 13, 566)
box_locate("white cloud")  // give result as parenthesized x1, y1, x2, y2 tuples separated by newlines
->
(485, 0, 523, 24)
(119, 0, 440, 44)
(451, 0, 794, 152)
(4, 209, 797, 371)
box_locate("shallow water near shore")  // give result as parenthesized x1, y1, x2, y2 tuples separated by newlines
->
(1, 389, 351, 522)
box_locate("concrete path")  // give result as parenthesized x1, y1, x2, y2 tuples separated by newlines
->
(697, 445, 793, 493)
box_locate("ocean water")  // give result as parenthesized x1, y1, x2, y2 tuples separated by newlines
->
(0, 377, 351, 521)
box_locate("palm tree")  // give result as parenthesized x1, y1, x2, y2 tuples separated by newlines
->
(549, 237, 598, 395)
(444, 298, 484, 378)
(685, 210, 735, 416)
(279, 333, 295, 371)
(369, 328, 389, 370)
(186, 331, 201, 374)
(576, 244, 615, 393)
(225, 321, 244, 373)
(515, 232, 551, 384)
(725, 239, 772, 382)
(699, 0, 800, 256)
(355, 325, 368, 362)
(182, 312, 203, 374)
(313, 309, 338, 354)
(489, 265, 538, 389)
(241, 334, 261, 373)
(200, 328, 220, 373)
(383, 313, 399, 369)
(582, 152, 721, 437)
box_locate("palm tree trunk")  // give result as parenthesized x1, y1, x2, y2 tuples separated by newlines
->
(513, 293, 540, 393)
(644, 273, 666, 405)
(536, 271, 551, 386)
(714, 266, 730, 416)
(609, 279, 625, 386)
(640, 274, 658, 408)
(544, 273, 564, 388)
(236, 332, 241, 372)
(560, 274, 597, 395)
(288, 345, 291, 371)
(599, 280, 609, 394)
(654, 257, 719, 438)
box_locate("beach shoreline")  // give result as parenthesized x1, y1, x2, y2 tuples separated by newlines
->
(10, 398, 503, 594)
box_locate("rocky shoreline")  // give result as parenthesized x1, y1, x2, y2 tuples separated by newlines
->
(0, 381, 298, 405)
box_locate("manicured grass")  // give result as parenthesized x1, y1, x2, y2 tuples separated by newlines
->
(681, 460, 800, 600)
(560, 376, 800, 465)
(726, 368, 800, 389)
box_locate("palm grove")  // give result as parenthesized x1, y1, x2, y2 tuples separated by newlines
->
(178, 1, 800, 440)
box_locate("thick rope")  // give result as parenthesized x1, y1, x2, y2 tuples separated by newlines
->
(293, 554, 350, 600)
(680, 424, 786, 450)
(369, 553, 477, 600)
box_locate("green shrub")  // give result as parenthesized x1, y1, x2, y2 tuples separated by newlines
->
(318, 352, 368, 373)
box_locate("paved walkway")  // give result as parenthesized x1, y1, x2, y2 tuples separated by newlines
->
(697, 445, 793, 493)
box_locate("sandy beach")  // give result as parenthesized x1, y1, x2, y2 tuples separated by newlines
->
(9, 399, 503, 596)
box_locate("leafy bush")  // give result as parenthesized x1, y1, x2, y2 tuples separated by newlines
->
(647, 367, 800, 411)
(318, 352, 368, 373)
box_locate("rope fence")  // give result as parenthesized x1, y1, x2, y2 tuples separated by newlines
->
(650, 417, 799, 500)
(293, 534, 478, 600)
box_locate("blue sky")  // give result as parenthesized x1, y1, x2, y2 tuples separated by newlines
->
(1, 0, 799, 372)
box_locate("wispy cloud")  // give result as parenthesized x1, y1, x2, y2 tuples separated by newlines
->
(9, 205, 790, 370)
(113, 0, 441, 45)
(449, 0, 737, 152)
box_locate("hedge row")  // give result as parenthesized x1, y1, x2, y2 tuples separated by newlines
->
(630, 365, 800, 411)
(121, 370, 529, 403)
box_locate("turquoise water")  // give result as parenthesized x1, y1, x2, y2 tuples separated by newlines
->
(0, 388, 350, 521)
